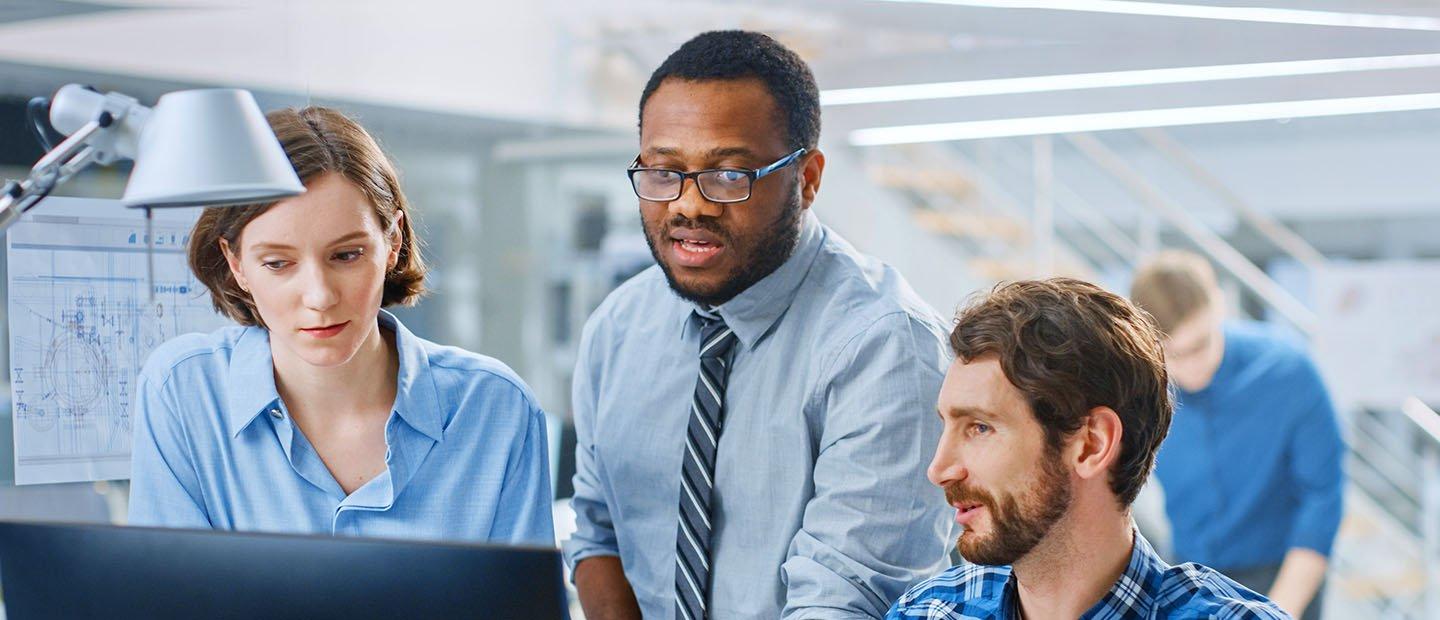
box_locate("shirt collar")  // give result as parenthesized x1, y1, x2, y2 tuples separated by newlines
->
(384, 310, 444, 441)
(224, 309, 444, 442)
(224, 326, 282, 437)
(679, 210, 825, 349)
(999, 527, 1166, 620)
(1080, 527, 1167, 618)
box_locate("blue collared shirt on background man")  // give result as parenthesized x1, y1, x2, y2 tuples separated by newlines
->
(887, 529, 1288, 620)
(1154, 320, 1345, 570)
(564, 211, 955, 619)
(128, 310, 555, 546)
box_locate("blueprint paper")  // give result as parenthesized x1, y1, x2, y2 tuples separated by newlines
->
(7, 197, 231, 485)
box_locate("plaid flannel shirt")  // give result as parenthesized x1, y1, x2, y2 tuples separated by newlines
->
(887, 529, 1289, 620)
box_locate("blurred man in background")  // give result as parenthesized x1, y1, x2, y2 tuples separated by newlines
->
(1131, 250, 1345, 620)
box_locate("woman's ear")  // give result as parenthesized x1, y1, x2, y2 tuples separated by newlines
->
(219, 238, 250, 293)
(387, 211, 405, 271)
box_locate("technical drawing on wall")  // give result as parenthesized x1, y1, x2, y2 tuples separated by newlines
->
(7, 197, 231, 485)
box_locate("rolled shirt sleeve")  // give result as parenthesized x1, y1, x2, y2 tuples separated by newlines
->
(1284, 356, 1346, 557)
(781, 312, 954, 619)
(127, 368, 213, 529)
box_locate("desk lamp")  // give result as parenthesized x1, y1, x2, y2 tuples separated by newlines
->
(0, 84, 305, 295)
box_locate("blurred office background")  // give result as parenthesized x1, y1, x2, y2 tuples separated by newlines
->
(1, 1, 1439, 617)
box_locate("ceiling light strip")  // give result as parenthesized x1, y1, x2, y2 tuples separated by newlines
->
(822, 53, 1440, 106)
(848, 92, 1440, 145)
(874, 0, 1440, 31)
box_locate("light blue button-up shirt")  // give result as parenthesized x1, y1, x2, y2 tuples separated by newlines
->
(565, 212, 955, 619)
(128, 310, 554, 545)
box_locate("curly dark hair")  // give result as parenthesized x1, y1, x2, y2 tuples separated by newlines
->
(951, 278, 1172, 507)
(639, 30, 820, 151)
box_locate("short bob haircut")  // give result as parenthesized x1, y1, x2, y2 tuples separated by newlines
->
(188, 106, 426, 327)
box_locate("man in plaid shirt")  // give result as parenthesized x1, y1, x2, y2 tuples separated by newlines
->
(888, 279, 1287, 620)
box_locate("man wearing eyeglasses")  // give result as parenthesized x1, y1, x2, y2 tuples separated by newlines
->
(563, 30, 953, 620)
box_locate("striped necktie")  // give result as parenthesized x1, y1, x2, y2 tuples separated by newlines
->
(674, 316, 739, 620)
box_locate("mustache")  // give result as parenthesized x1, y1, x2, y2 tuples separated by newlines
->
(944, 481, 995, 509)
(663, 215, 731, 243)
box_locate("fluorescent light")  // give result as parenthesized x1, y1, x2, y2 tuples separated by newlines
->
(848, 92, 1440, 145)
(822, 53, 1440, 106)
(875, 0, 1440, 31)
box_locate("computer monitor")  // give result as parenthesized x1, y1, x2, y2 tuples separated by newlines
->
(0, 520, 570, 619)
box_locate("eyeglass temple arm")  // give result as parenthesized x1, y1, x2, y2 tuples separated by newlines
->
(755, 148, 807, 179)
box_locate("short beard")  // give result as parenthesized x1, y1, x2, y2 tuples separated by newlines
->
(946, 445, 1072, 566)
(644, 188, 803, 308)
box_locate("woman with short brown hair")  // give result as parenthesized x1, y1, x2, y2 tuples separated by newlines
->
(128, 107, 554, 545)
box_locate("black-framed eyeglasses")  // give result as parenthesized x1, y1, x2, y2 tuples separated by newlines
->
(626, 148, 807, 204)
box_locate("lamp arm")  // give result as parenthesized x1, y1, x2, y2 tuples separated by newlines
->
(0, 116, 113, 232)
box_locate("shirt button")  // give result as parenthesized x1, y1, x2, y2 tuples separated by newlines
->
(269, 408, 284, 420)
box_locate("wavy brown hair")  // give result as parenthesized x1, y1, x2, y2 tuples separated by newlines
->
(950, 278, 1172, 507)
(188, 106, 426, 327)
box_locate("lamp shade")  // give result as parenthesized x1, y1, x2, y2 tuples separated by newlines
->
(122, 89, 303, 208)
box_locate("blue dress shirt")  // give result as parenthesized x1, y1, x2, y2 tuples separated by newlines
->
(1154, 321, 1345, 570)
(887, 529, 1287, 619)
(564, 212, 955, 619)
(128, 310, 555, 545)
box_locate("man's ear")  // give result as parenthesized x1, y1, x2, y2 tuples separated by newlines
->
(219, 238, 250, 293)
(1071, 406, 1123, 483)
(799, 149, 825, 209)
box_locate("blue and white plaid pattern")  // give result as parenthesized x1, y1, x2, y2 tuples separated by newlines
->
(886, 530, 1289, 620)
